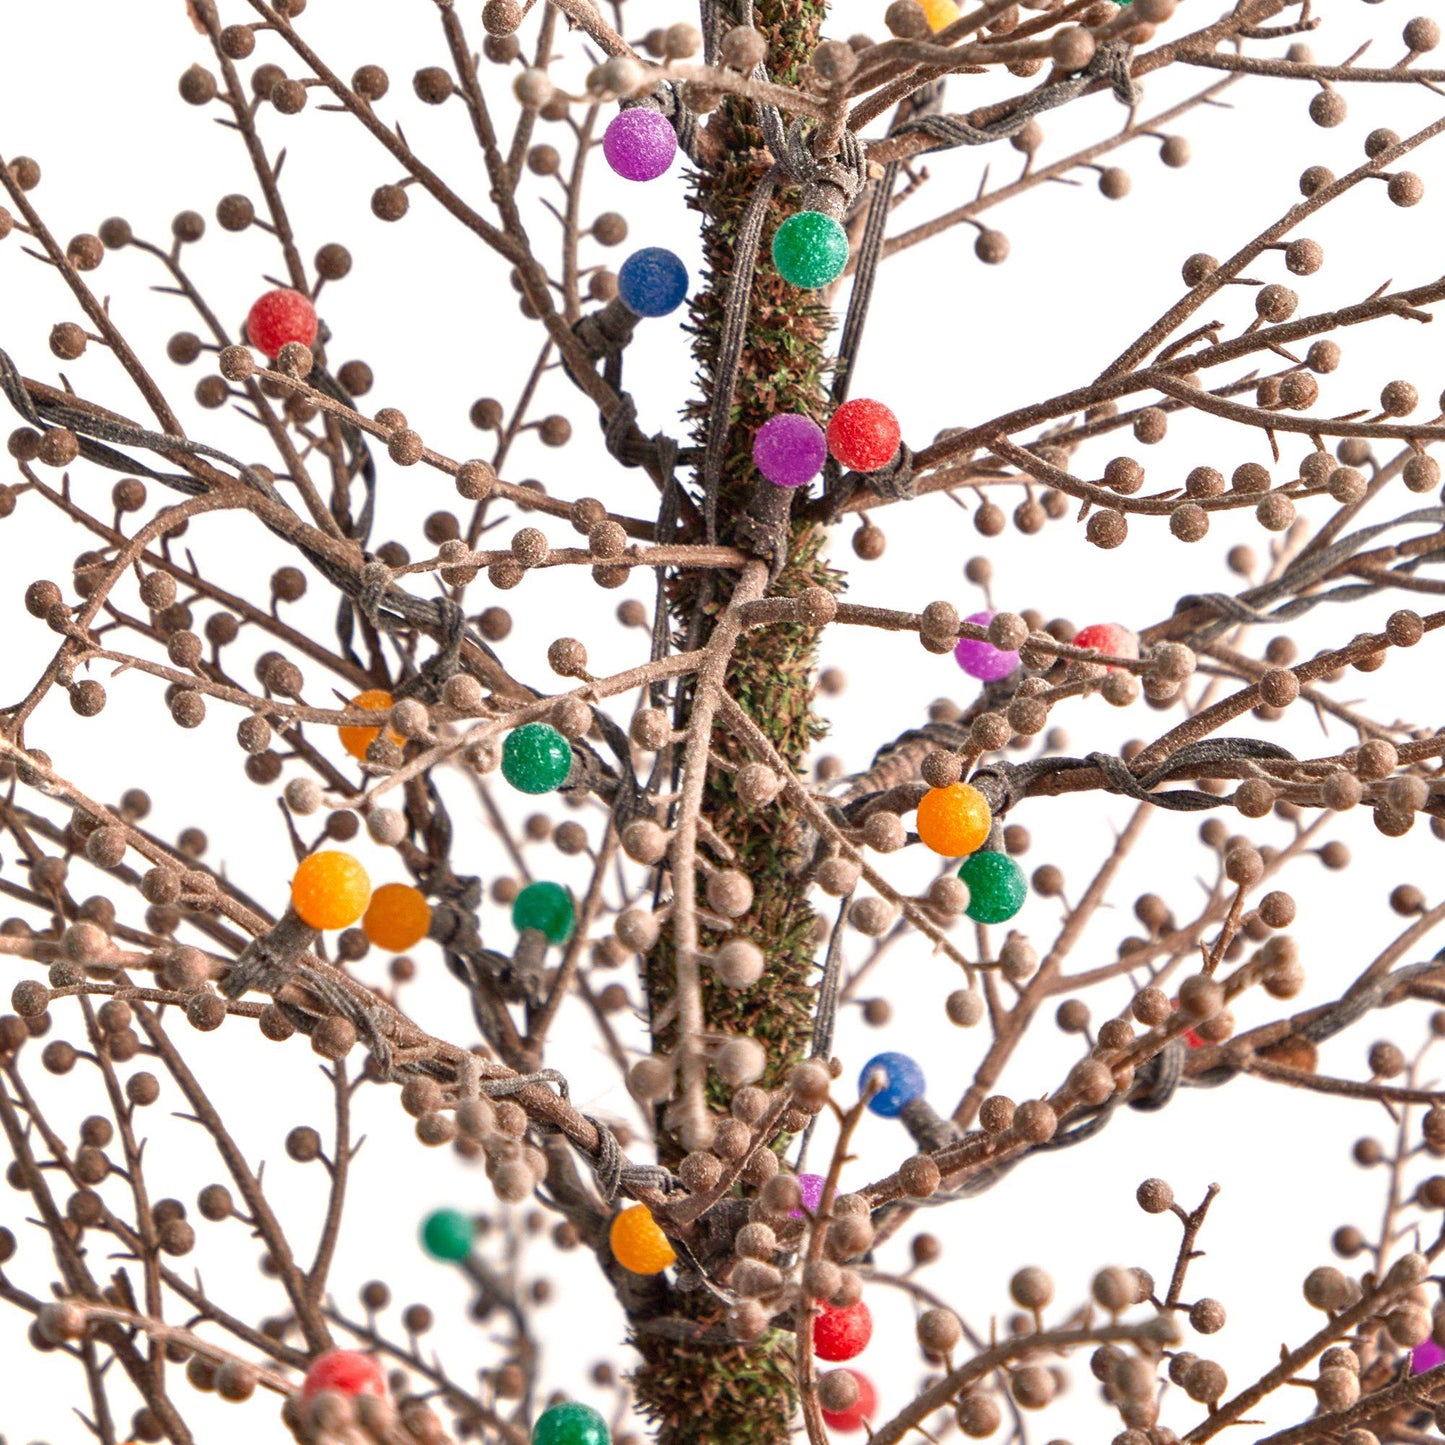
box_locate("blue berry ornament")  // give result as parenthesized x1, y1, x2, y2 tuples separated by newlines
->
(617, 247, 689, 318)
(533, 1401, 610, 1445)
(501, 722, 572, 794)
(772, 211, 849, 289)
(860, 1051, 925, 1118)
(957, 850, 1028, 925)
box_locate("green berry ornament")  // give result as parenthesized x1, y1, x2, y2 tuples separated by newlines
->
(512, 880, 575, 944)
(772, 211, 849, 290)
(501, 722, 572, 794)
(957, 850, 1028, 925)
(533, 1401, 610, 1445)
(421, 1207, 473, 1262)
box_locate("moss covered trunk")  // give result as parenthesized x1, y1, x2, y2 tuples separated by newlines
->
(631, 3, 834, 1442)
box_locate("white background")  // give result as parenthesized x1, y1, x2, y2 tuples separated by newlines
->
(2, 1, 1444, 1441)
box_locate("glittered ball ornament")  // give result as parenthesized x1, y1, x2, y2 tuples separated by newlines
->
(827, 399, 901, 473)
(501, 722, 572, 794)
(1414, 1339, 1445, 1374)
(291, 851, 372, 931)
(821, 1369, 878, 1432)
(512, 880, 576, 944)
(1071, 622, 1139, 671)
(753, 413, 827, 489)
(363, 882, 432, 952)
(609, 1204, 676, 1275)
(421, 1207, 474, 1262)
(1171, 1000, 1206, 1051)
(956, 850, 1028, 924)
(245, 287, 318, 361)
(790, 1171, 827, 1219)
(533, 1401, 611, 1445)
(339, 688, 403, 761)
(954, 610, 1020, 682)
(602, 108, 677, 182)
(301, 1349, 386, 1400)
(617, 247, 689, 318)
(814, 1299, 873, 1362)
(772, 210, 850, 290)
(859, 1051, 925, 1118)
(920, 0, 961, 29)
(915, 782, 992, 858)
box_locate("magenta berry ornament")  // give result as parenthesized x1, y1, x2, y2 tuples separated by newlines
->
(603, 109, 677, 182)
(790, 1171, 826, 1219)
(954, 611, 1020, 682)
(753, 413, 827, 488)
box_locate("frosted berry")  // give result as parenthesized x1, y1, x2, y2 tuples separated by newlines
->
(957, 851, 1028, 924)
(814, 1298, 873, 1361)
(291, 851, 372, 931)
(421, 1207, 473, 1261)
(920, 0, 960, 26)
(512, 880, 575, 944)
(753, 413, 827, 489)
(501, 722, 572, 793)
(916, 782, 992, 857)
(533, 1402, 610, 1445)
(602, 109, 676, 181)
(791, 1171, 826, 1219)
(1072, 622, 1139, 671)
(617, 247, 689, 317)
(363, 882, 431, 951)
(954, 610, 1020, 682)
(609, 1203, 676, 1274)
(828, 399, 901, 473)
(339, 689, 402, 761)
(860, 1051, 925, 1118)
(772, 210, 849, 289)
(245, 288, 318, 361)
(301, 1348, 386, 1399)
(822, 1369, 878, 1432)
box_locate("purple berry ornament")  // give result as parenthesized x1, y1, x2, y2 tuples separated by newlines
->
(953, 611, 1020, 682)
(753, 413, 827, 489)
(790, 1171, 826, 1219)
(603, 109, 677, 182)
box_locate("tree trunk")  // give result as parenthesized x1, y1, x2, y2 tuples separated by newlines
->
(632, 3, 833, 1441)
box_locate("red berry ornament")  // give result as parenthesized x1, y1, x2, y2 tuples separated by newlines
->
(814, 1298, 872, 1361)
(301, 1348, 386, 1400)
(827, 400, 900, 473)
(821, 1370, 878, 1432)
(1170, 998, 1205, 1050)
(1071, 622, 1139, 672)
(245, 287, 318, 360)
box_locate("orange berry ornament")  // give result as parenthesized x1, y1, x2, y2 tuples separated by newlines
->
(339, 689, 402, 761)
(920, 0, 960, 29)
(291, 851, 372, 931)
(363, 883, 431, 951)
(609, 1204, 675, 1275)
(915, 782, 991, 857)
